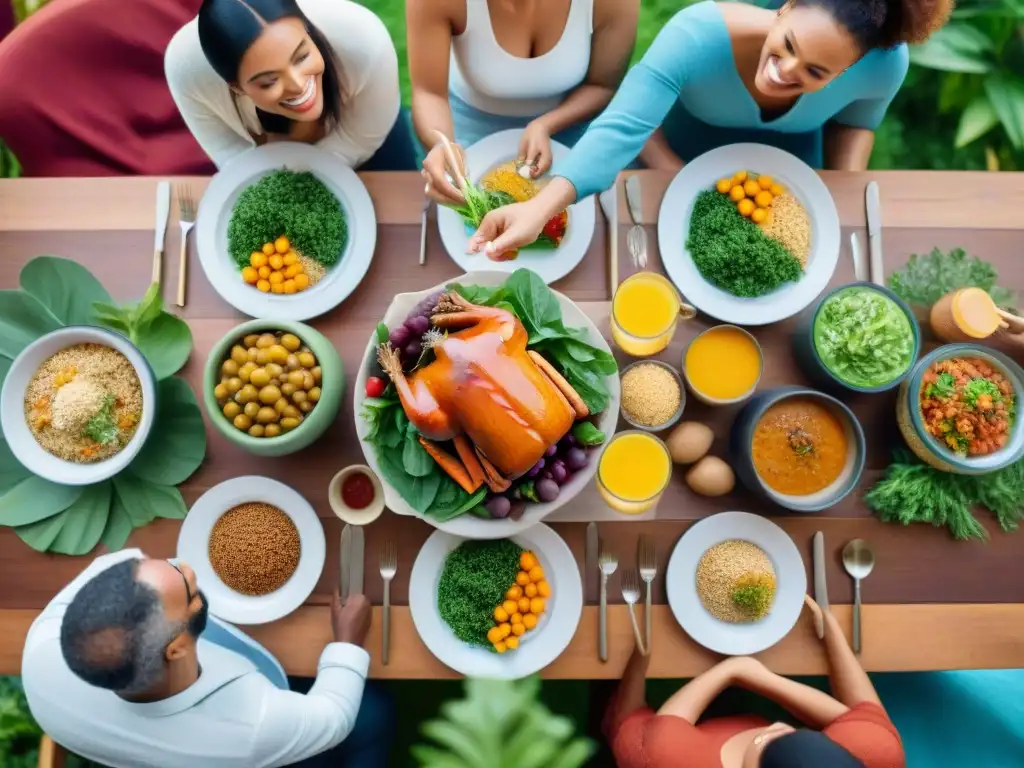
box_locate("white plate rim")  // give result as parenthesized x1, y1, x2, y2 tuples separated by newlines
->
(408, 523, 583, 679)
(176, 476, 326, 625)
(195, 143, 377, 321)
(437, 129, 595, 284)
(656, 143, 840, 326)
(351, 269, 620, 538)
(665, 511, 807, 656)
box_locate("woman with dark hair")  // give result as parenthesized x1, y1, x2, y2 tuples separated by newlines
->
(466, 0, 953, 256)
(605, 597, 903, 767)
(165, 0, 416, 170)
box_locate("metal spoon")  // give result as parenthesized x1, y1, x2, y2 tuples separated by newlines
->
(842, 539, 875, 654)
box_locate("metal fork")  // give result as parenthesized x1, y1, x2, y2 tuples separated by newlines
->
(599, 547, 618, 662)
(379, 541, 397, 665)
(627, 225, 648, 270)
(175, 184, 197, 308)
(621, 568, 647, 656)
(638, 536, 656, 653)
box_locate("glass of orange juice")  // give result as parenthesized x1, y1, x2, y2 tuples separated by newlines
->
(610, 272, 696, 357)
(596, 430, 673, 514)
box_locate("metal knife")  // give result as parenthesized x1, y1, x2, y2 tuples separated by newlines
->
(865, 182, 884, 287)
(418, 199, 429, 266)
(850, 232, 867, 282)
(598, 185, 619, 295)
(812, 532, 828, 640)
(625, 175, 643, 226)
(152, 181, 170, 284)
(339, 525, 352, 603)
(350, 525, 364, 596)
(585, 522, 599, 604)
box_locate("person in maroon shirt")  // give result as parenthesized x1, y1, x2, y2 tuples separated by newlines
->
(606, 597, 905, 768)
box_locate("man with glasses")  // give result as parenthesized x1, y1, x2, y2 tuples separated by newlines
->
(21, 549, 388, 767)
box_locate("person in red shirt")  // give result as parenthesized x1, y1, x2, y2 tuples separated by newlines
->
(606, 596, 905, 768)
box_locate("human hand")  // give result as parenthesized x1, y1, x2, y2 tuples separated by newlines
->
(468, 199, 551, 257)
(518, 120, 553, 178)
(804, 594, 833, 640)
(422, 141, 467, 205)
(331, 590, 372, 647)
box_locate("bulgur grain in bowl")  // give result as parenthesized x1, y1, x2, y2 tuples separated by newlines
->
(665, 511, 806, 656)
(0, 326, 157, 486)
(176, 476, 326, 625)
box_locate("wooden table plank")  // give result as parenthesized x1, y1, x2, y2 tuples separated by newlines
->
(2, 604, 1021, 678)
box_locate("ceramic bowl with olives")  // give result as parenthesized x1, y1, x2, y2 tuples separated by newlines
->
(203, 320, 343, 457)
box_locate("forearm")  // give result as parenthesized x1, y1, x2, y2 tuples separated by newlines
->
(611, 646, 651, 723)
(656, 661, 735, 723)
(824, 123, 875, 171)
(534, 84, 617, 136)
(411, 90, 455, 149)
(737, 665, 848, 729)
(824, 612, 884, 709)
(638, 128, 684, 173)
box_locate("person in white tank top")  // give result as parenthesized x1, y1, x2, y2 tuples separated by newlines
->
(408, 0, 639, 205)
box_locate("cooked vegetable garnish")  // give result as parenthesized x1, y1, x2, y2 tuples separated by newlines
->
(919, 357, 1015, 457)
(227, 170, 346, 268)
(813, 287, 915, 388)
(438, 539, 524, 647)
(687, 190, 802, 298)
(83, 394, 118, 445)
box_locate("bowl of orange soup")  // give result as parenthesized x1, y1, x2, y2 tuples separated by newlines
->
(730, 387, 865, 513)
(683, 325, 763, 405)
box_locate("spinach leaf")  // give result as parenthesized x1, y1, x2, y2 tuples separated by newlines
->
(427, 483, 486, 522)
(402, 427, 435, 477)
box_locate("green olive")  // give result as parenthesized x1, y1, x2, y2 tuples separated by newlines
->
(308, 386, 321, 403)
(287, 370, 304, 388)
(281, 333, 301, 352)
(298, 400, 314, 414)
(279, 417, 300, 432)
(221, 359, 239, 377)
(274, 398, 289, 413)
(243, 334, 260, 348)
(297, 352, 316, 368)
(269, 345, 289, 364)
(256, 333, 276, 349)
(311, 366, 322, 384)
(248, 424, 265, 438)
(244, 401, 260, 419)
(249, 368, 271, 387)
(236, 384, 258, 403)
(286, 354, 300, 370)
(282, 404, 300, 419)
(302, 371, 315, 390)
(214, 383, 229, 400)
(230, 345, 249, 365)
(280, 382, 296, 397)
(264, 423, 282, 438)
(259, 385, 282, 404)
(266, 363, 284, 378)
(222, 401, 241, 419)
(255, 349, 270, 365)
(226, 377, 243, 394)
(233, 413, 252, 431)
(291, 390, 307, 405)
(256, 406, 279, 424)
(247, 346, 259, 362)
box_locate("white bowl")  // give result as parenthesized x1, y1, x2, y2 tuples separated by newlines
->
(0, 326, 157, 486)
(177, 476, 326, 625)
(328, 465, 385, 525)
(409, 524, 582, 679)
(353, 270, 620, 539)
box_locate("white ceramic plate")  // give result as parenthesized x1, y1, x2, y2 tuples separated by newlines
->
(0, 326, 157, 486)
(176, 476, 326, 625)
(352, 270, 620, 539)
(657, 143, 840, 325)
(665, 511, 807, 656)
(196, 143, 376, 321)
(437, 130, 595, 284)
(409, 524, 582, 679)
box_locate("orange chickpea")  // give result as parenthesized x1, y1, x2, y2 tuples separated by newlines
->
(530, 597, 546, 615)
(274, 236, 290, 254)
(528, 566, 544, 582)
(537, 580, 551, 598)
(511, 623, 526, 637)
(515, 571, 530, 587)
(525, 583, 538, 598)
(523, 613, 538, 630)
(506, 585, 523, 600)
(518, 597, 531, 614)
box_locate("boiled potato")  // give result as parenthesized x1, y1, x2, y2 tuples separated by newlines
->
(685, 456, 735, 497)
(667, 422, 714, 465)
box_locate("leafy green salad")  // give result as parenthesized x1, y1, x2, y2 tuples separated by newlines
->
(813, 287, 916, 389)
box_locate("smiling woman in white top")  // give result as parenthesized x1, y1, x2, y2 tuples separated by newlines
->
(410, 0, 639, 204)
(165, 0, 416, 171)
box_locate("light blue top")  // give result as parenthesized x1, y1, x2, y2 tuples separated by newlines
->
(555, 0, 909, 198)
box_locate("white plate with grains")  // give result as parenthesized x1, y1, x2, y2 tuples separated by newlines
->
(665, 511, 806, 655)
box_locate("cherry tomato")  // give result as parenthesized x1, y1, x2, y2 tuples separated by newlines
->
(365, 376, 386, 398)
(542, 213, 566, 241)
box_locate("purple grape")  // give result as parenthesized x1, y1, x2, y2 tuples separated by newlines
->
(406, 315, 430, 335)
(388, 325, 411, 348)
(550, 462, 568, 485)
(535, 478, 560, 503)
(485, 496, 512, 518)
(565, 447, 588, 471)
(403, 340, 422, 360)
(558, 436, 577, 453)
(527, 458, 545, 476)
(542, 470, 554, 481)
(509, 502, 526, 521)
(545, 444, 558, 458)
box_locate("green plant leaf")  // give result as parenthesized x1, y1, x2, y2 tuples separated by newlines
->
(0, 476, 83, 527)
(955, 94, 1000, 146)
(135, 312, 193, 380)
(983, 73, 1024, 149)
(113, 474, 186, 526)
(0, 438, 31, 494)
(418, 721, 488, 765)
(19, 256, 113, 326)
(402, 428, 435, 478)
(910, 26, 993, 73)
(548, 739, 596, 768)
(0, 290, 62, 361)
(409, 745, 466, 768)
(101, 492, 134, 551)
(127, 377, 206, 486)
(49, 482, 112, 556)
(14, 510, 70, 552)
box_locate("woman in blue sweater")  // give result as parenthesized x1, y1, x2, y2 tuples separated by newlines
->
(469, 0, 951, 257)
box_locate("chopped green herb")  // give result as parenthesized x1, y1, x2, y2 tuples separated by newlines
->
(963, 378, 1001, 409)
(686, 190, 802, 298)
(437, 540, 524, 647)
(925, 372, 956, 399)
(887, 247, 1016, 311)
(83, 394, 118, 445)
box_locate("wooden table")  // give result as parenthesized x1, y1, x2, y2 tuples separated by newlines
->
(1, 171, 1023, 679)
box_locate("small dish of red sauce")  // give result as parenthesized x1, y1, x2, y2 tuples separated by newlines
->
(328, 465, 384, 525)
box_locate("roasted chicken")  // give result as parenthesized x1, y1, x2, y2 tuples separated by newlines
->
(377, 293, 588, 494)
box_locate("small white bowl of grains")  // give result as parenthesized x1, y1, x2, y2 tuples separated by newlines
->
(0, 326, 157, 485)
(619, 360, 686, 432)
